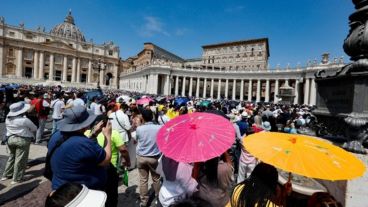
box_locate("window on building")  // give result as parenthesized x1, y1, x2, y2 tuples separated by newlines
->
(67, 75, 71, 82)
(25, 34, 33, 39)
(46, 38, 50, 42)
(6, 64, 15, 75)
(95, 49, 99, 53)
(69, 44, 73, 47)
(250, 48, 254, 56)
(8, 31, 15, 37)
(109, 50, 113, 56)
(8, 48, 14, 57)
(25, 67, 33, 78)
(258, 52, 262, 56)
(24, 51, 33, 60)
(258, 44, 263, 50)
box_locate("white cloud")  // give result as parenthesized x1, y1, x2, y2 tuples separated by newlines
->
(175, 28, 189, 36)
(225, 5, 245, 13)
(139, 16, 170, 37)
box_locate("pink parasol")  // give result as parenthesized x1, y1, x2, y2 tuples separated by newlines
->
(157, 112, 235, 163)
(136, 97, 153, 105)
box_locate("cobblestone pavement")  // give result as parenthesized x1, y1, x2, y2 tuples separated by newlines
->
(0, 122, 153, 207)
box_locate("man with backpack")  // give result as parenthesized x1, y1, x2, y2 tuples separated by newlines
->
(34, 93, 51, 144)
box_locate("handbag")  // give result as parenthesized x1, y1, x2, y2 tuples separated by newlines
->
(114, 112, 132, 141)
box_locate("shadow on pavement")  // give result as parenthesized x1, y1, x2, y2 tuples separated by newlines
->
(0, 183, 5, 191)
(27, 157, 46, 168)
(26, 168, 45, 180)
(0, 179, 42, 205)
(1, 180, 51, 207)
(118, 185, 140, 207)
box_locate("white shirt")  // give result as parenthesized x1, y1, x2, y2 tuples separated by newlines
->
(51, 99, 65, 120)
(73, 98, 85, 107)
(42, 100, 50, 107)
(109, 110, 131, 143)
(158, 114, 170, 125)
(158, 161, 198, 207)
(94, 103, 106, 116)
(89, 102, 97, 112)
(6, 116, 37, 138)
(66, 99, 74, 106)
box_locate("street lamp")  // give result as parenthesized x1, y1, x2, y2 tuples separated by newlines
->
(92, 58, 106, 88)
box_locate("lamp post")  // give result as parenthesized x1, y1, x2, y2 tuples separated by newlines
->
(92, 58, 106, 88)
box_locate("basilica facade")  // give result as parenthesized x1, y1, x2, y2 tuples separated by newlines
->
(0, 11, 120, 88)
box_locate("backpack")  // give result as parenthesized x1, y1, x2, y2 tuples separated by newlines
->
(39, 99, 51, 116)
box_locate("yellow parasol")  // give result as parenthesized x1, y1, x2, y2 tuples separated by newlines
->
(243, 132, 366, 180)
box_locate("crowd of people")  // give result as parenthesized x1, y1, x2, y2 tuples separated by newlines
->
(0, 84, 343, 207)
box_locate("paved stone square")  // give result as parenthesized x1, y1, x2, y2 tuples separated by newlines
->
(0, 121, 155, 207)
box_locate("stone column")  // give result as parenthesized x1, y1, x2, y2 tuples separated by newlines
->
(16, 48, 23, 78)
(153, 74, 158, 94)
(164, 75, 170, 95)
(294, 79, 300, 104)
(87, 59, 92, 83)
(189, 77, 193, 97)
(256, 79, 261, 102)
(232, 79, 236, 100)
(39, 51, 44, 80)
(33, 51, 39, 79)
(196, 77, 200, 97)
(182, 76, 186, 96)
(175, 76, 179, 96)
(141, 76, 145, 92)
(210, 78, 214, 98)
(203, 78, 207, 98)
(265, 79, 270, 102)
(62, 56, 68, 82)
(113, 64, 118, 87)
(248, 79, 252, 101)
(0, 45, 3, 77)
(225, 79, 229, 99)
(99, 67, 104, 87)
(48, 53, 54, 81)
(71, 57, 76, 82)
(76, 58, 81, 83)
(240, 79, 244, 101)
(217, 79, 221, 99)
(310, 78, 317, 105)
(304, 78, 310, 105)
(274, 79, 279, 103)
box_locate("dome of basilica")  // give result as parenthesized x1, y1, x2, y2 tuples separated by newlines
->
(50, 10, 86, 42)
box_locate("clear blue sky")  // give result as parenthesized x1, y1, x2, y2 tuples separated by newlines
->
(1, 0, 354, 67)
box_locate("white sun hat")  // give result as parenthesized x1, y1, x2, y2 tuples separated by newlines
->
(65, 184, 106, 207)
(7, 101, 31, 117)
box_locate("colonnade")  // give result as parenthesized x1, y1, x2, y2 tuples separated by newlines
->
(121, 73, 318, 105)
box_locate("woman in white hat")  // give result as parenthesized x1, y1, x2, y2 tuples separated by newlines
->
(1, 101, 37, 184)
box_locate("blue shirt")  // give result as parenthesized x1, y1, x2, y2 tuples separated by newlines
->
(136, 122, 161, 156)
(48, 131, 107, 190)
(236, 121, 249, 136)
